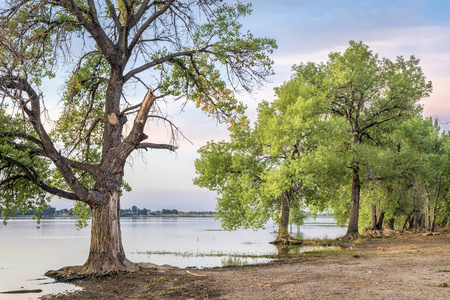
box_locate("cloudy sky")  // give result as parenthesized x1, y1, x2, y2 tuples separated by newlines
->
(52, 0, 450, 211)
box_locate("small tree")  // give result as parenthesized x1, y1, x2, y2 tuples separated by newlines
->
(0, 0, 275, 277)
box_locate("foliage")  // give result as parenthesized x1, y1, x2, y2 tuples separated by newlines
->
(291, 41, 432, 235)
(195, 41, 447, 236)
(0, 0, 276, 228)
(194, 66, 327, 231)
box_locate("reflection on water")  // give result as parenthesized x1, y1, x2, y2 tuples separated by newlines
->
(0, 216, 346, 299)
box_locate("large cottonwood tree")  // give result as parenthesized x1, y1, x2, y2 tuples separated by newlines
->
(194, 71, 324, 244)
(0, 0, 275, 277)
(298, 42, 432, 239)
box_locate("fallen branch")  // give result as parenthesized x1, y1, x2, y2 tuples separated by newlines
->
(186, 270, 206, 277)
(0, 289, 43, 294)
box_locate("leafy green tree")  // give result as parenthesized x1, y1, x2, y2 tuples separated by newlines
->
(295, 42, 432, 239)
(385, 117, 449, 232)
(195, 69, 325, 244)
(353, 114, 450, 234)
(0, 0, 275, 277)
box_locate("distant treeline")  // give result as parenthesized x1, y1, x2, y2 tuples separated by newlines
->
(0, 205, 215, 218)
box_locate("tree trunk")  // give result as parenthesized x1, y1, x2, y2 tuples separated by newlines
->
(83, 191, 131, 274)
(386, 218, 395, 230)
(417, 212, 424, 229)
(344, 165, 360, 239)
(46, 191, 132, 278)
(424, 185, 431, 231)
(403, 213, 411, 230)
(430, 174, 442, 232)
(370, 204, 377, 230)
(376, 210, 384, 230)
(270, 191, 301, 245)
(272, 192, 291, 244)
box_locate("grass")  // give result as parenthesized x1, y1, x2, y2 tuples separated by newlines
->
(156, 276, 167, 282)
(135, 249, 277, 259)
(301, 237, 336, 246)
(438, 269, 450, 272)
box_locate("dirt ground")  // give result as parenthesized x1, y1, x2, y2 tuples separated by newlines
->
(43, 231, 450, 300)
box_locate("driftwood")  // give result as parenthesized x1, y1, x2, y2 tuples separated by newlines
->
(186, 270, 206, 277)
(0, 289, 43, 294)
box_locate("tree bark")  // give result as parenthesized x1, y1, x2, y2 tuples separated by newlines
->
(272, 192, 291, 244)
(270, 191, 301, 245)
(344, 165, 360, 239)
(46, 191, 132, 278)
(386, 218, 395, 230)
(83, 191, 132, 274)
(424, 185, 431, 231)
(370, 204, 377, 230)
(430, 174, 441, 232)
(376, 209, 384, 230)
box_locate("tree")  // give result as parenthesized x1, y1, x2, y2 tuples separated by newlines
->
(0, 0, 275, 277)
(378, 117, 450, 232)
(296, 42, 432, 239)
(194, 69, 324, 244)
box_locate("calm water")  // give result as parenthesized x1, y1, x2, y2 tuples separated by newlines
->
(0, 216, 346, 299)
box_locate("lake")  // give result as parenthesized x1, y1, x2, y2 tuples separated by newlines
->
(0, 216, 346, 299)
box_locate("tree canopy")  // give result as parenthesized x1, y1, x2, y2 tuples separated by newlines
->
(194, 60, 326, 243)
(196, 41, 447, 242)
(0, 0, 276, 277)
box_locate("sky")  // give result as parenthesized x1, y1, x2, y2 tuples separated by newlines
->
(42, 1, 450, 211)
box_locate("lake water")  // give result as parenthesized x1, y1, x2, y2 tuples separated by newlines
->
(0, 216, 346, 299)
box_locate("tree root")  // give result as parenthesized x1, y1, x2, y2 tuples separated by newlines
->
(45, 262, 169, 280)
(338, 232, 360, 241)
(363, 229, 384, 237)
(270, 234, 302, 246)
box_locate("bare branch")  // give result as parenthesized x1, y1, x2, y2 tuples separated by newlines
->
(0, 132, 43, 147)
(136, 142, 177, 151)
(127, 0, 176, 56)
(0, 75, 90, 199)
(104, 0, 122, 33)
(0, 154, 79, 200)
(123, 47, 209, 82)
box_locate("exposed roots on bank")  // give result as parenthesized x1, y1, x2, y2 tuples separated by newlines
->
(45, 262, 165, 280)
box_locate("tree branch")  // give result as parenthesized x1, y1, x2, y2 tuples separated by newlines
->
(127, 0, 176, 55)
(0, 154, 80, 200)
(123, 47, 209, 82)
(60, 0, 118, 66)
(0, 75, 90, 199)
(0, 132, 43, 147)
(136, 142, 178, 151)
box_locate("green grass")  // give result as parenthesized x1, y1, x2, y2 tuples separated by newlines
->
(135, 249, 277, 259)
(156, 276, 167, 282)
(438, 269, 450, 272)
(301, 237, 335, 246)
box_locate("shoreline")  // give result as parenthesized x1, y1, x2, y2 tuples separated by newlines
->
(43, 231, 450, 299)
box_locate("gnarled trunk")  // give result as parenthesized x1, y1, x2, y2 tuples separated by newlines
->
(46, 191, 132, 278)
(83, 191, 132, 274)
